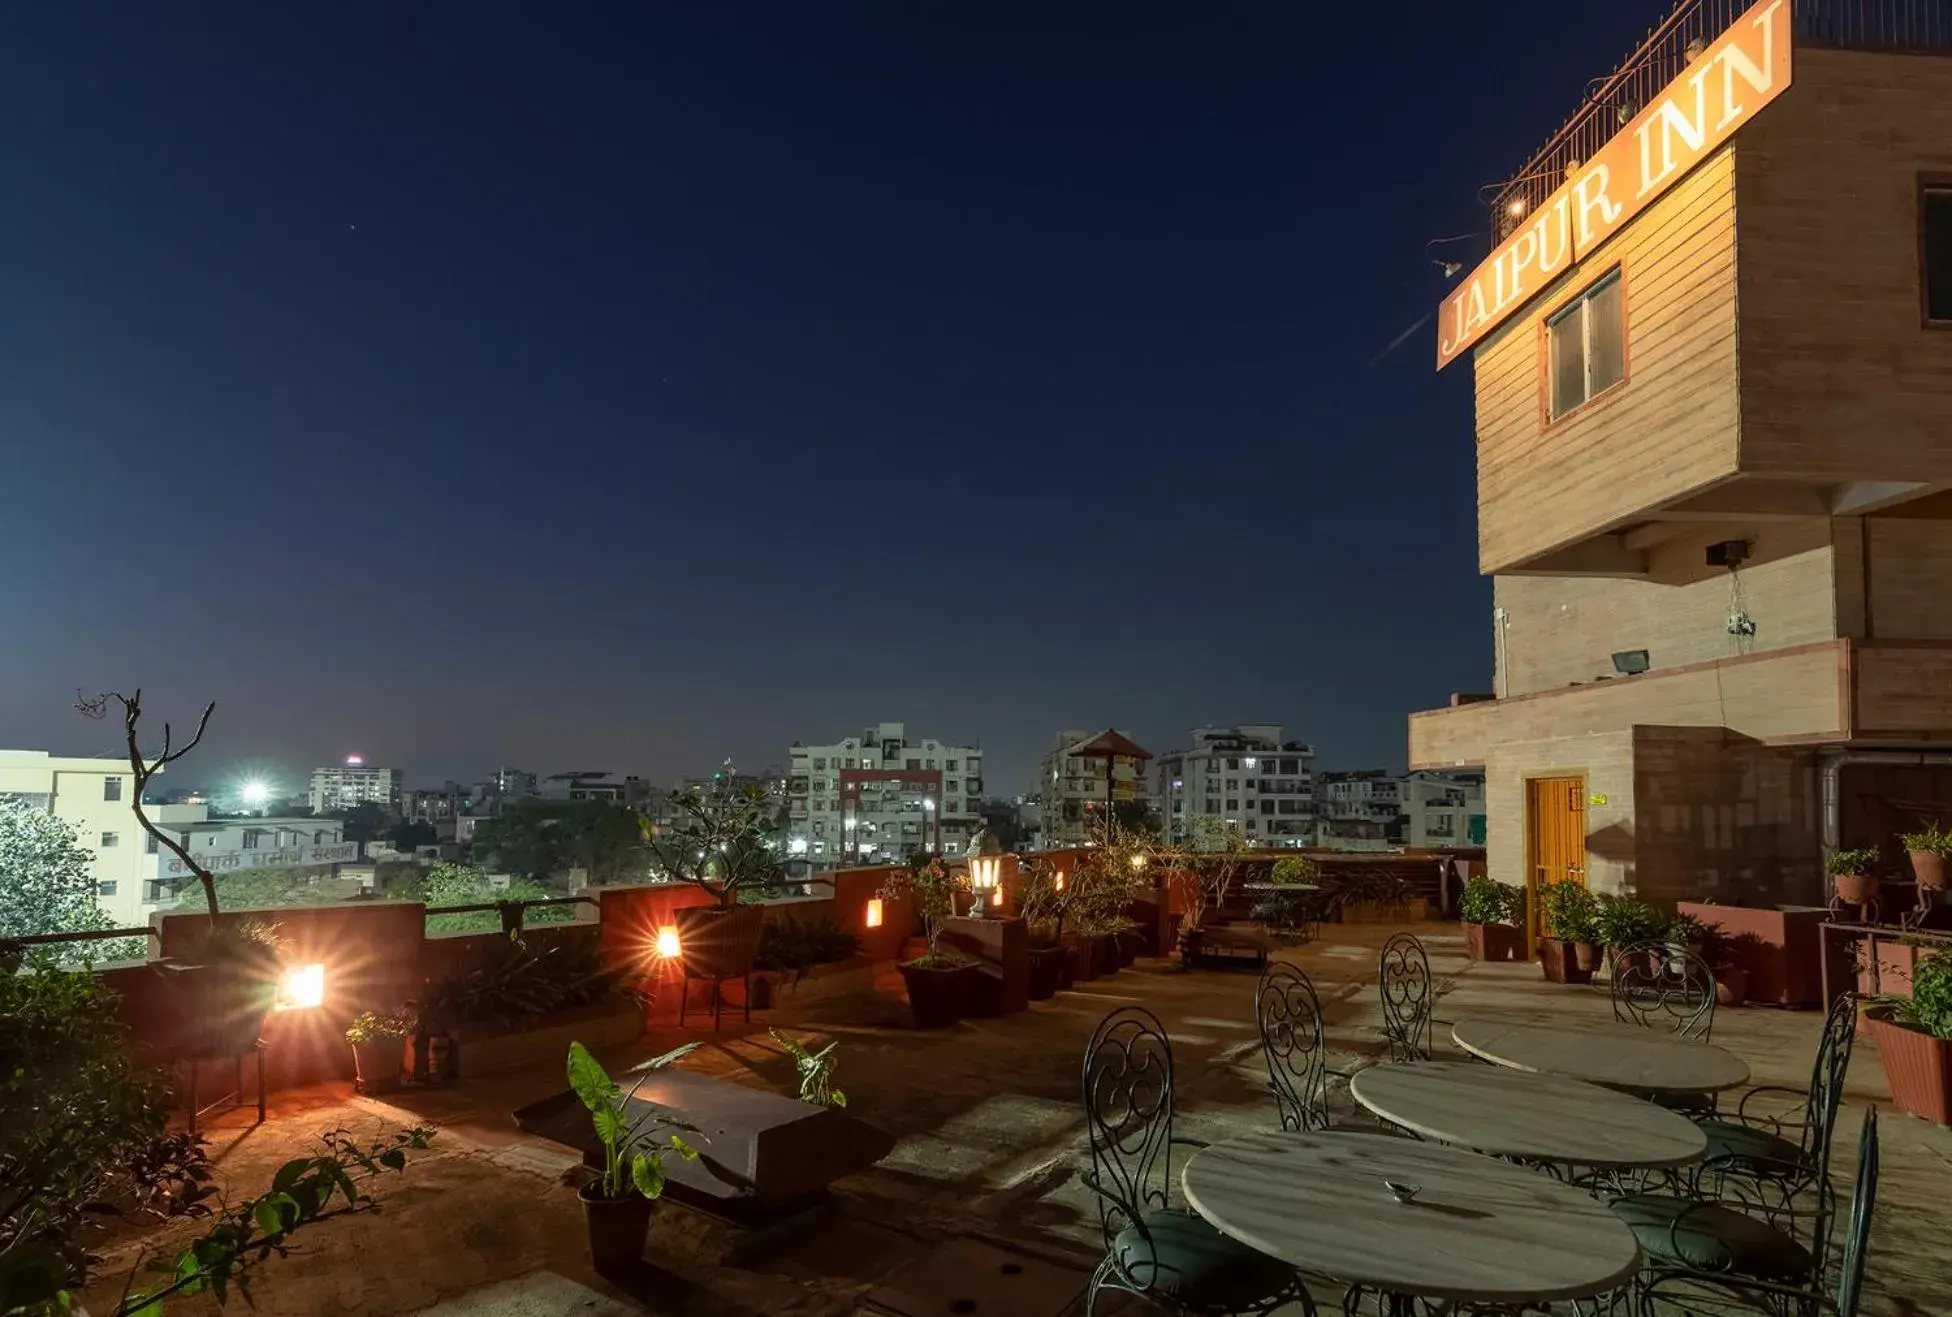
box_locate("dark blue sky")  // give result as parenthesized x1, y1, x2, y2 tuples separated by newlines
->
(0, 3, 1666, 795)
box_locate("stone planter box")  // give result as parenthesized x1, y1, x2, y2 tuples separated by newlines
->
(447, 997, 642, 1079)
(1858, 938, 1923, 1001)
(1464, 922, 1524, 963)
(1865, 1009, 1952, 1125)
(1538, 937, 1596, 985)
(1678, 902, 1826, 1008)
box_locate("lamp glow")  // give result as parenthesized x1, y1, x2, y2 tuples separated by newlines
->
(654, 926, 682, 958)
(865, 897, 884, 929)
(240, 781, 269, 807)
(274, 962, 325, 1011)
(1054, 871, 1066, 892)
(1130, 854, 1148, 871)
(990, 887, 1004, 908)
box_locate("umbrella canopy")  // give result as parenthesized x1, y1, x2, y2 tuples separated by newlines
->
(1062, 729, 1153, 762)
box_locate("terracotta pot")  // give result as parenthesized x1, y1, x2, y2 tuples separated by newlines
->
(1539, 938, 1596, 986)
(1866, 1010, 1952, 1125)
(352, 1039, 403, 1094)
(1910, 850, 1947, 893)
(747, 970, 782, 1011)
(1026, 947, 1065, 1001)
(1573, 941, 1604, 973)
(1090, 934, 1120, 978)
(1715, 965, 1748, 1008)
(1464, 923, 1523, 963)
(898, 961, 982, 1029)
(1833, 872, 1879, 907)
(579, 1182, 655, 1272)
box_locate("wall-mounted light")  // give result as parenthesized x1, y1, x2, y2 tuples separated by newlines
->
(1054, 871, 1066, 892)
(966, 827, 1004, 918)
(274, 963, 325, 1011)
(1611, 650, 1651, 676)
(1506, 196, 1527, 218)
(865, 898, 884, 929)
(654, 926, 682, 958)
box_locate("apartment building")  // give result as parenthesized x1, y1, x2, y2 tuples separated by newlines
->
(538, 771, 655, 807)
(1155, 726, 1316, 848)
(308, 756, 402, 814)
(1408, 0, 1952, 943)
(143, 811, 354, 905)
(0, 749, 164, 927)
(1318, 770, 1485, 851)
(787, 723, 982, 865)
(1035, 729, 1151, 847)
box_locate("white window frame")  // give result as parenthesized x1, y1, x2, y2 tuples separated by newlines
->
(1546, 268, 1625, 418)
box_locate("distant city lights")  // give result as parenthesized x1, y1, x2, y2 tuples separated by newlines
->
(344, 754, 365, 767)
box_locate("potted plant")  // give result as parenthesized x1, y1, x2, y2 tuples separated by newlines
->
(1593, 895, 1665, 970)
(753, 916, 863, 1008)
(1255, 855, 1322, 942)
(1459, 875, 1523, 962)
(1864, 950, 1952, 1125)
(565, 1039, 701, 1271)
(1017, 861, 1071, 1000)
(345, 1010, 414, 1095)
(1665, 910, 1708, 958)
(1903, 822, 1952, 896)
(877, 859, 979, 1028)
(1828, 847, 1880, 915)
(1706, 931, 1756, 1007)
(1537, 880, 1599, 984)
(769, 1029, 847, 1108)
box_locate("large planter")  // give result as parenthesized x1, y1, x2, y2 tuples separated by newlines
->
(1865, 1009, 1952, 1125)
(578, 1183, 655, 1272)
(1857, 938, 1922, 1001)
(1063, 937, 1094, 983)
(1026, 947, 1065, 1001)
(1464, 922, 1524, 963)
(1679, 902, 1826, 1008)
(1539, 937, 1596, 986)
(445, 997, 642, 1079)
(1573, 941, 1604, 973)
(898, 961, 983, 1029)
(352, 1039, 404, 1094)
(172, 961, 276, 1059)
(1111, 933, 1137, 969)
(1910, 850, 1947, 893)
(1089, 934, 1120, 978)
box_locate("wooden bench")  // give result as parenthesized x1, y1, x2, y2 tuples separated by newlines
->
(513, 1068, 895, 1226)
(1181, 917, 1275, 971)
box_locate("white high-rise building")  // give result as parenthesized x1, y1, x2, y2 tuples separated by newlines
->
(1035, 729, 1152, 848)
(0, 749, 193, 929)
(308, 756, 402, 814)
(1155, 726, 1316, 848)
(787, 723, 982, 866)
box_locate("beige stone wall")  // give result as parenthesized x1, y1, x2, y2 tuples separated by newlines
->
(1494, 521, 1840, 697)
(1482, 731, 1636, 897)
(1474, 151, 1740, 574)
(1865, 518, 1952, 641)
(1737, 47, 1952, 482)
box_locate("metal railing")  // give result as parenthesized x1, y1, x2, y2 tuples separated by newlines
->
(1487, 0, 1952, 239)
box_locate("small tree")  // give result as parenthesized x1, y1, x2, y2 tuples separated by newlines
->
(876, 858, 969, 967)
(643, 783, 781, 907)
(75, 689, 222, 924)
(1166, 817, 1249, 939)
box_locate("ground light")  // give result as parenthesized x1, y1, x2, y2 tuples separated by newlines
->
(654, 926, 682, 959)
(275, 963, 326, 1011)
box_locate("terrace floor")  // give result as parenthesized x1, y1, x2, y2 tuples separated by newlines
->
(81, 924, 1945, 1317)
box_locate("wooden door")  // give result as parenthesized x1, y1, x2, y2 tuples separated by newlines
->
(1524, 776, 1587, 951)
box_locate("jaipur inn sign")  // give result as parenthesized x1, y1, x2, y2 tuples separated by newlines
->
(1435, 0, 1792, 369)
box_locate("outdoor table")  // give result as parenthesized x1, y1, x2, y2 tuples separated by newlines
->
(1180, 1130, 1642, 1308)
(1349, 1060, 1707, 1170)
(1451, 1016, 1750, 1096)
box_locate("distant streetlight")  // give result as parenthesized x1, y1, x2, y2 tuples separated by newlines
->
(241, 781, 270, 810)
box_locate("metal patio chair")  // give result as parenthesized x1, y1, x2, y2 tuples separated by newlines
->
(1255, 962, 1330, 1131)
(1378, 933, 1432, 1063)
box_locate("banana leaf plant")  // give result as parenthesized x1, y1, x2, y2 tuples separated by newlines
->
(565, 1041, 704, 1201)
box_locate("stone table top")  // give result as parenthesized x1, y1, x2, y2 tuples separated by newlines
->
(1181, 1130, 1643, 1304)
(1451, 1016, 1751, 1095)
(1349, 1061, 1708, 1169)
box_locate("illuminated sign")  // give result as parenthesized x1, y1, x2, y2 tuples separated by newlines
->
(1436, 0, 1791, 369)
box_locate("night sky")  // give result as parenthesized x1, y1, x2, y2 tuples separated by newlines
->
(0, 3, 1667, 796)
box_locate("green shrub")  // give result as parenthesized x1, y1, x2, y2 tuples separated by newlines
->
(1900, 822, 1952, 855)
(1592, 895, 1664, 950)
(1878, 951, 1952, 1040)
(1538, 880, 1597, 943)
(1827, 848, 1878, 877)
(1458, 875, 1520, 927)
(1270, 856, 1320, 887)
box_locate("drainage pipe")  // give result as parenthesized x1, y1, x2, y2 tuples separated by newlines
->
(1818, 747, 1952, 852)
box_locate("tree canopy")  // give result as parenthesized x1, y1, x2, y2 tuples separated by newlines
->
(469, 800, 647, 885)
(0, 798, 140, 964)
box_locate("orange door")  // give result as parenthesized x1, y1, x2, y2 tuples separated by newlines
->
(1524, 776, 1587, 951)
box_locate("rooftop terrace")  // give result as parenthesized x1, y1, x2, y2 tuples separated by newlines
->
(52, 919, 1944, 1317)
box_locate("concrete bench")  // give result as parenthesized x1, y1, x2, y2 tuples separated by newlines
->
(1182, 919, 1275, 971)
(513, 1068, 895, 1225)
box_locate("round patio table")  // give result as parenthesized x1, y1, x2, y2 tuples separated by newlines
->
(1180, 1130, 1642, 1307)
(1350, 1061, 1707, 1169)
(1451, 1016, 1750, 1096)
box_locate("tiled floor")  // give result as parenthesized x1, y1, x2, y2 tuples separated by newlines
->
(79, 924, 1942, 1316)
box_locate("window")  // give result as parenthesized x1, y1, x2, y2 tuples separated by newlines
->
(145, 879, 169, 903)
(104, 776, 123, 802)
(1260, 799, 1275, 815)
(945, 760, 958, 771)
(98, 880, 119, 897)
(1226, 799, 1239, 811)
(1547, 268, 1625, 417)
(99, 831, 119, 849)
(813, 757, 826, 770)
(1226, 778, 1239, 791)
(1928, 183, 1952, 323)
(145, 833, 159, 854)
